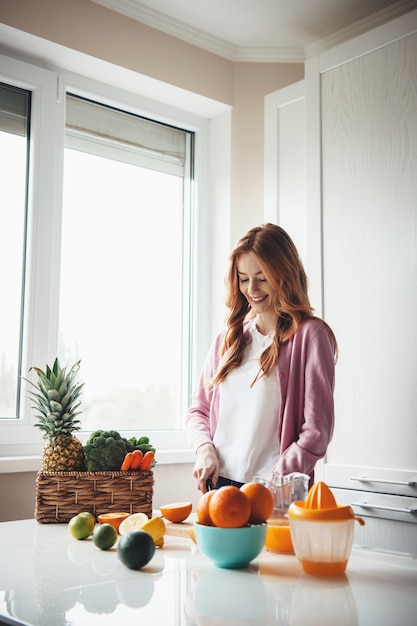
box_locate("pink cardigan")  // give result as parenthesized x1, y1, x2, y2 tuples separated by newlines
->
(185, 318, 336, 482)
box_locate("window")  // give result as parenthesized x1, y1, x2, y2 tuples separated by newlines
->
(0, 52, 214, 460)
(60, 95, 194, 432)
(0, 83, 30, 419)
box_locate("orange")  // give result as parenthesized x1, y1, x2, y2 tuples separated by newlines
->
(160, 501, 192, 523)
(240, 482, 274, 524)
(208, 485, 251, 528)
(196, 490, 215, 526)
(98, 512, 130, 533)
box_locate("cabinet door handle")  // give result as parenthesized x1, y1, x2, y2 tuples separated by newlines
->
(351, 501, 417, 514)
(350, 476, 416, 487)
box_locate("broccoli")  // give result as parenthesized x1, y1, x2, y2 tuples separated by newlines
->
(83, 429, 132, 471)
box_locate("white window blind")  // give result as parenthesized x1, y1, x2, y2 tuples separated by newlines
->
(0, 82, 29, 136)
(66, 95, 187, 176)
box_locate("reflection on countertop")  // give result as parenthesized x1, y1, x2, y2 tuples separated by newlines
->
(0, 519, 416, 626)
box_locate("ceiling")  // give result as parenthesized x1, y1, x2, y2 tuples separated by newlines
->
(92, 0, 417, 61)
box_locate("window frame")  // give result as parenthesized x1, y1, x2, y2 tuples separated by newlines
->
(0, 51, 213, 463)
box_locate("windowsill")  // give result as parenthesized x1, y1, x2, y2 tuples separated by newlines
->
(0, 449, 196, 474)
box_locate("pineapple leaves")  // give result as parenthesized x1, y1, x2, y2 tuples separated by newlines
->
(24, 357, 84, 441)
(49, 400, 63, 413)
(47, 388, 61, 402)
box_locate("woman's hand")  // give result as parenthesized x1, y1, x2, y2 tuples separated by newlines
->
(193, 443, 219, 492)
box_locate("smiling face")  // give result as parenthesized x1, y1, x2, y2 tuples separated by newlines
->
(237, 253, 278, 331)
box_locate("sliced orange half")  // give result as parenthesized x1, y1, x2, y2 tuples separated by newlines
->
(97, 512, 130, 533)
(160, 501, 193, 523)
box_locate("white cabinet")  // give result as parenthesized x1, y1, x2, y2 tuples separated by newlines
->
(320, 26, 417, 472)
(265, 11, 417, 553)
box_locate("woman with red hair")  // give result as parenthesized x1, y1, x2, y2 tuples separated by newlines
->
(186, 223, 337, 492)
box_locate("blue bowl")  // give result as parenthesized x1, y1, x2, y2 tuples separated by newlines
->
(194, 522, 267, 569)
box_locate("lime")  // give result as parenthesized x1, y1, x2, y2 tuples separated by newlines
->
(68, 512, 95, 540)
(93, 523, 118, 550)
(117, 530, 155, 570)
(78, 511, 95, 522)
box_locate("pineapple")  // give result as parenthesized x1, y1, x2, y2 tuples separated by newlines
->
(27, 357, 85, 472)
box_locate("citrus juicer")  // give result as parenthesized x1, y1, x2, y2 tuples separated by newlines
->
(288, 481, 365, 575)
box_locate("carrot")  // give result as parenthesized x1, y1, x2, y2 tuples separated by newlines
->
(129, 449, 143, 470)
(139, 450, 154, 470)
(120, 452, 134, 471)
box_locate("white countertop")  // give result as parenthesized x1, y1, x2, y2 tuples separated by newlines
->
(0, 519, 416, 626)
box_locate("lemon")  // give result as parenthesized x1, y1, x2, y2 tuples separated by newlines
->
(140, 516, 166, 544)
(93, 523, 118, 550)
(117, 530, 155, 570)
(118, 512, 149, 535)
(118, 513, 165, 546)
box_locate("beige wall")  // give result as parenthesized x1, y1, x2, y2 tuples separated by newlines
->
(0, 0, 303, 521)
(231, 62, 302, 242)
(0, 472, 37, 522)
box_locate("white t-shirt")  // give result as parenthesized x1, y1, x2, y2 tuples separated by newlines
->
(213, 320, 281, 483)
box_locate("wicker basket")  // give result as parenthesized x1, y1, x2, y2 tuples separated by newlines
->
(35, 470, 154, 523)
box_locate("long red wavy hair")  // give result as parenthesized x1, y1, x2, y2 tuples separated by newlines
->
(212, 223, 336, 385)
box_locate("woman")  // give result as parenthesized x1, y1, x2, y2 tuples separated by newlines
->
(186, 223, 337, 493)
